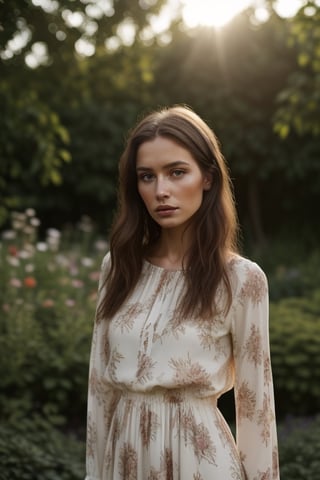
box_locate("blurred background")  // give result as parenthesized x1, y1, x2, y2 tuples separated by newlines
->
(0, 1, 320, 478)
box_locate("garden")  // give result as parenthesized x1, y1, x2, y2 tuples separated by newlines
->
(1, 0, 320, 478)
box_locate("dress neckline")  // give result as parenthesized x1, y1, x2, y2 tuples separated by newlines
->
(143, 259, 183, 273)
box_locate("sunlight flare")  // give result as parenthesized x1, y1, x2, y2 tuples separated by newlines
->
(180, 0, 306, 28)
(181, 0, 251, 28)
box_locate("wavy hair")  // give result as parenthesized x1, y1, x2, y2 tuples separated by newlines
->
(98, 105, 239, 320)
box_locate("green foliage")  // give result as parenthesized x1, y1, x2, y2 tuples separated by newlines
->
(279, 416, 320, 479)
(41, 100, 142, 227)
(0, 0, 167, 64)
(0, 82, 71, 226)
(0, 417, 85, 480)
(270, 290, 320, 417)
(274, 2, 320, 137)
(260, 247, 320, 301)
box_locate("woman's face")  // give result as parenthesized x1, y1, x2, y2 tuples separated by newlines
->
(136, 136, 211, 232)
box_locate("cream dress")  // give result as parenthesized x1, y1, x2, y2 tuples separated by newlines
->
(85, 253, 279, 480)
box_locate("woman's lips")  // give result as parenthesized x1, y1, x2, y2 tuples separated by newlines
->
(155, 206, 178, 216)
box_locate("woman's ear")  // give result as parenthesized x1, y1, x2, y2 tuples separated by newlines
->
(203, 173, 213, 191)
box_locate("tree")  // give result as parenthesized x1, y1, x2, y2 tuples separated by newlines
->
(274, 1, 320, 137)
(0, 0, 167, 64)
(0, 81, 70, 225)
(0, 0, 166, 226)
(151, 12, 299, 244)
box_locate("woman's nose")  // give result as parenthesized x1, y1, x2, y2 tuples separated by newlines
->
(155, 178, 170, 200)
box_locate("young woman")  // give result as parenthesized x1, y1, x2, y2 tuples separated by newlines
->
(85, 106, 279, 480)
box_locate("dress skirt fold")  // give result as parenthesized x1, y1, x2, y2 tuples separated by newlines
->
(102, 389, 245, 480)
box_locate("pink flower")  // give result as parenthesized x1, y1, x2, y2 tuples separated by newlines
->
(88, 291, 98, 302)
(42, 299, 55, 308)
(10, 278, 22, 288)
(89, 271, 100, 282)
(65, 299, 76, 307)
(71, 279, 84, 288)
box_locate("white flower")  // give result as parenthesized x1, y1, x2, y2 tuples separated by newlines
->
(19, 249, 32, 259)
(2, 230, 16, 240)
(36, 242, 48, 252)
(12, 212, 26, 230)
(94, 240, 109, 252)
(81, 257, 94, 267)
(25, 263, 35, 273)
(7, 256, 20, 267)
(25, 208, 36, 217)
(30, 217, 41, 227)
(46, 228, 61, 251)
(12, 221, 24, 230)
(55, 254, 69, 267)
(46, 228, 61, 239)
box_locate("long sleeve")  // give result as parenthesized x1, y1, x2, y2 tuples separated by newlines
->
(85, 253, 117, 480)
(231, 261, 280, 480)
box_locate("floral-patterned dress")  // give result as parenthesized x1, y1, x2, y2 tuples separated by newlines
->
(85, 253, 279, 480)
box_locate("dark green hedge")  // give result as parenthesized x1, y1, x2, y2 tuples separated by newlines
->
(279, 416, 320, 480)
(0, 302, 93, 428)
(270, 290, 320, 417)
(0, 417, 85, 480)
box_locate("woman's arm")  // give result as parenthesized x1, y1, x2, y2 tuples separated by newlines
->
(85, 254, 116, 480)
(231, 261, 279, 480)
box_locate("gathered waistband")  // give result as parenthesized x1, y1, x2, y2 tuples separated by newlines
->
(115, 387, 219, 406)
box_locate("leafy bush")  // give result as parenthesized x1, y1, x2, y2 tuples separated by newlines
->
(0, 417, 85, 480)
(267, 249, 320, 301)
(0, 210, 107, 427)
(270, 290, 320, 417)
(279, 416, 320, 480)
(250, 236, 320, 302)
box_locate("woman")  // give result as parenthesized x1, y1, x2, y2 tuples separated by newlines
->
(85, 106, 279, 480)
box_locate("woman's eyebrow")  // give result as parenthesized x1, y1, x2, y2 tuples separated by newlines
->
(136, 161, 190, 171)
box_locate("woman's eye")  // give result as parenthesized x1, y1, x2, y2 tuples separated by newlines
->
(172, 169, 185, 177)
(139, 173, 154, 182)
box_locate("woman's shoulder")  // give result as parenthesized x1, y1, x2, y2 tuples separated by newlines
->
(227, 253, 267, 286)
(101, 250, 111, 269)
(98, 251, 111, 286)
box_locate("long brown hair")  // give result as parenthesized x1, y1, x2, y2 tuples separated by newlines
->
(98, 105, 239, 320)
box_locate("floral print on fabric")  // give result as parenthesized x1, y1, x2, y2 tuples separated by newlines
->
(85, 254, 279, 480)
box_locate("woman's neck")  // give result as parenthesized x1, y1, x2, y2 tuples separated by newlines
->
(146, 228, 192, 270)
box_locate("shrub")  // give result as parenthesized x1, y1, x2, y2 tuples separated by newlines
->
(270, 291, 320, 417)
(268, 250, 320, 301)
(252, 240, 320, 301)
(0, 416, 85, 480)
(279, 415, 320, 480)
(0, 210, 107, 428)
